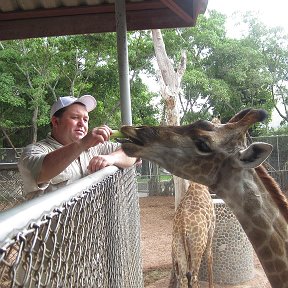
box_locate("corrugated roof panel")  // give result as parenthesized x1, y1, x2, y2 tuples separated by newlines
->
(0, 0, 145, 12)
(0, 0, 208, 40)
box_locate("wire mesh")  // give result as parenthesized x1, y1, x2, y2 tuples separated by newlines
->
(252, 135, 288, 193)
(0, 165, 25, 211)
(0, 167, 143, 288)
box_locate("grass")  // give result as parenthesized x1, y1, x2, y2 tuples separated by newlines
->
(137, 175, 173, 183)
(143, 266, 171, 286)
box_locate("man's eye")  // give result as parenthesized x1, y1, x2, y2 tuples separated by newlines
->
(195, 139, 212, 153)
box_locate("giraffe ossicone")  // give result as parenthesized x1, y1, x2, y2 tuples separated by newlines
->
(120, 108, 288, 288)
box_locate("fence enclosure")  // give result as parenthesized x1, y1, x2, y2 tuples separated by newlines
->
(0, 135, 287, 287)
(0, 166, 143, 288)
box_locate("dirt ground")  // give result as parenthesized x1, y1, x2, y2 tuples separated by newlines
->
(139, 195, 271, 288)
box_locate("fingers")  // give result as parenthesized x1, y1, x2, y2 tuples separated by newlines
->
(87, 155, 113, 173)
(91, 125, 112, 143)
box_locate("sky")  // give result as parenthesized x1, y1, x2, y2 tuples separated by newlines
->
(144, 1, 287, 127)
(206, 0, 288, 127)
(207, 0, 288, 31)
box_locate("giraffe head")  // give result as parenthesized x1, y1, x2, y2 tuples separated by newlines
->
(120, 108, 273, 186)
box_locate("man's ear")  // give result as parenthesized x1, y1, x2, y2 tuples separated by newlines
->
(236, 142, 273, 169)
(51, 116, 59, 127)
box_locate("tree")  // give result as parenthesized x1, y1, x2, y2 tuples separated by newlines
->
(152, 29, 189, 208)
(241, 12, 288, 124)
(158, 11, 278, 126)
(0, 32, 159, 147)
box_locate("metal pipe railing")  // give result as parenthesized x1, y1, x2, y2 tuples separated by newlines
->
(0, 166, 143, 288)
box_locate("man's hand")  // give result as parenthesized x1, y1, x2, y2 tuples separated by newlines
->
(81, 125, 112, 150)
(87, 155, 114, 173)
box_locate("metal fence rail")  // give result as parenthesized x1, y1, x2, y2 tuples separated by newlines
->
(0, 166, 143, 288)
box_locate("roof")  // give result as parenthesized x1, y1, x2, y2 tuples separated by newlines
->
(0, 0, 208, 40)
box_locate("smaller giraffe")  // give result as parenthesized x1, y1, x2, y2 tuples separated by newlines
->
(169, 182, 216, 288)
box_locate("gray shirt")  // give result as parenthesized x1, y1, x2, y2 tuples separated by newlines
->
(18, 133, 119, 199)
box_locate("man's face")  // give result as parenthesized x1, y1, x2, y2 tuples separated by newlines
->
(52, 103, 89, 145)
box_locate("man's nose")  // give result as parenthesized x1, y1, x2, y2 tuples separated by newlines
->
(77, 119, 85, 126)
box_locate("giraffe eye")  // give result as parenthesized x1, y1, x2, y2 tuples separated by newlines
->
(194, 139, 212, 154)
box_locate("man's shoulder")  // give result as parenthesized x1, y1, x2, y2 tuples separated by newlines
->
(24, 135, 61, 153)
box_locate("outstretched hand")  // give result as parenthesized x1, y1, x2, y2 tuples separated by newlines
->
(80, 125, 112, 149)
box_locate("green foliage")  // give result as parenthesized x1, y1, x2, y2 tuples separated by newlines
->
(159, 10, 286, 128)
(0, 32, 158, 147)
(1, 10, 288, 147)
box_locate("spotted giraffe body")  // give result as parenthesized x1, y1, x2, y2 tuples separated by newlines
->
(169, 182, 215, 288)
(120, 108, 288, 288)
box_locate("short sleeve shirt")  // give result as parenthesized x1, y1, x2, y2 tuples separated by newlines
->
(18, 133, 120, 198)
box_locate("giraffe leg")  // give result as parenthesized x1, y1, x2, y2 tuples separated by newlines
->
(169, 256, 184, 288)
(186, 257, 201, 288)
(169, 266, 180, 288)
(206, 245, 214, 288)
(186, 272, 200, 288)
(186, 271, 192, 288)
(206, 217, 215, 288)
(186, 245, 204, 288)
(192, 274, 200, 288)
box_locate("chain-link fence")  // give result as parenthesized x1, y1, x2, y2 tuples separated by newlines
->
(252, 135, 288, 171)
(252, 135, 288, 192)
(0, 148, 22, 164)
(0, 164, 25, 211)
(0, 166, 143, 288)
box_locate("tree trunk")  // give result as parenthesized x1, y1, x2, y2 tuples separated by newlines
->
(31, 106, 39, 143)
(152, 29, 189, 208)
(0, 127, 21, 157)
(148, 162, 161, 196)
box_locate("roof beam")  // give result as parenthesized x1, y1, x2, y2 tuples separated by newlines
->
(160, 0, 194, 23)
(0, 8, 195, 40)
(0, 0, 208, 41)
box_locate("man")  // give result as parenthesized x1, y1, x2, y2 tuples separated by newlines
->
(18, 95, 138, 199)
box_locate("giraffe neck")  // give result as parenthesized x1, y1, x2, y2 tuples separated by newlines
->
(212, 167, 288, 288)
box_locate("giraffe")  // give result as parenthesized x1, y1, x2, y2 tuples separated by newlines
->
(169, 117, 219, 288)
(119, 108, 288, 288)
(169, 181, 215, 288)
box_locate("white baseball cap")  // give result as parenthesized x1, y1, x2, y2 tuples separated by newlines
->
(50, 95, 97, 118)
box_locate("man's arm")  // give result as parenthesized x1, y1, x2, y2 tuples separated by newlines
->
(87, 148, 139, 173)
(38, 126, 111, 183)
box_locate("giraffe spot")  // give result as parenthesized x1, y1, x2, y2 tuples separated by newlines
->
(239, 218, 250, 230)
(200, 163, 213, 174)
(269, 234, 284, 256)
(280, 270, 288, 283)
(273, 216, 288, 236)
(273, 258, 286, 272)
(269, 274, 282, 287)
(251, 214, 270, 230)
(247, 228, 267, 247)
(197, 175, 207, 185)
(257, 246, 273, 261)
(243, 198, 261, 216)
(264, 260, 277, 273)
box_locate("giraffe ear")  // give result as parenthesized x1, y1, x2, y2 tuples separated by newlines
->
(236, 143, 273, 169)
